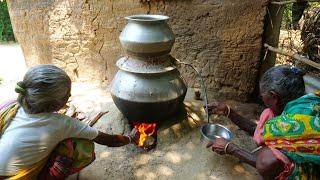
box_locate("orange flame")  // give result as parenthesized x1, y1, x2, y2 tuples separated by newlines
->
(134, 123, 156, 147)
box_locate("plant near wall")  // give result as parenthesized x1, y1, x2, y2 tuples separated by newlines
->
(281, 2, 320, 30)
(282, 4, 293, 29)
(0, 0, 15, 42)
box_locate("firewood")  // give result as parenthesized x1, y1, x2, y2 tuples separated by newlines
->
(83, 111, 108, 127)
(75, 112, 86, 120)
(65, 105, 76, 117)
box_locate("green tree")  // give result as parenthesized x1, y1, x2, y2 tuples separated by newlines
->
(0, 0, 15, 42)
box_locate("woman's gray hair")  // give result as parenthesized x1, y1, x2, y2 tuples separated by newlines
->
(259, 65, 306, 106)
(16, 65, 71, 114)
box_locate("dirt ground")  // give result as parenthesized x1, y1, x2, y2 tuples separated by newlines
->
(0, 43, 27, 102)
(67, 87, 262, 180)
(276, 30, 303, 66)
(0, 44, 263, 180)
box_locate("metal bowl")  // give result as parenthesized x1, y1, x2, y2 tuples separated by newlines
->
(200, 124, 234, 147)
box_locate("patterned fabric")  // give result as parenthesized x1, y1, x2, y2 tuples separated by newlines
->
(263, 93, 320, 180)
(38, 155, 73, 179)
(0, 101, 19, 134)
(38, 138, 95, 179)
(53, 138, 95, 174)
(0, 101, 95, 179)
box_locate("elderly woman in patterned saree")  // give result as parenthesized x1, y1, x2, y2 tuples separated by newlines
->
(206, 65, 320, 179)
(0, 65, 139, 179)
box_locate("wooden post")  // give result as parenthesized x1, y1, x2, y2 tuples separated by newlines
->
(259, 4, 285, 77)
(251, 3, 284, 100)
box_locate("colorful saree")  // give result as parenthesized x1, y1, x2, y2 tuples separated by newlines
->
(0, 101, 95, 179)
(263, 93, 320, 180)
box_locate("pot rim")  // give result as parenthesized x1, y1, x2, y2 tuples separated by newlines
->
(125, 14, 169, 22)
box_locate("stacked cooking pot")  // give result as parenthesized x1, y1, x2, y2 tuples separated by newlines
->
(111, 14, 187, 123)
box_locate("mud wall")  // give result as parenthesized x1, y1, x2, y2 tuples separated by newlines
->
(7, 0, 268, 100)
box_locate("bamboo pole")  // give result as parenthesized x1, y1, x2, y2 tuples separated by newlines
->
(271, 0, 320, 5)
(264, 43, 320, 70)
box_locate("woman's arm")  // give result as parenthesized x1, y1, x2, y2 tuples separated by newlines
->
(228, 109, 257, 136)
(207, 138, 256, 167)
(207, 102, 257, 135)
(226, 143, 256, 167)
(208, 138, 284, 179)
(93, 131, 137, 147)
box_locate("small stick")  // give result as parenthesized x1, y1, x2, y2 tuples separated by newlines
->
(87, 111, 109, 127)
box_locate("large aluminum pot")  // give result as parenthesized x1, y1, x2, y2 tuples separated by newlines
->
(111, 14, 187, 123)
(119, 14, 175, 57)
(111, 69, 187, 123)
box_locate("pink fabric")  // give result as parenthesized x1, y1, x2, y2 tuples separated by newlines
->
(253, 108, 275, 145)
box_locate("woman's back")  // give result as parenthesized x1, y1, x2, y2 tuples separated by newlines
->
(0, 107, 98, 176)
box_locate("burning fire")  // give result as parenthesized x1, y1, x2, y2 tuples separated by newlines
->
(134, 123, 157, 147)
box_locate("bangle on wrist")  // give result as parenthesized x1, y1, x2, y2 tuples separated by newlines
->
(224, 142, 231, 154)
(125, 135, 132, 144)
(226, 105, 231, 118)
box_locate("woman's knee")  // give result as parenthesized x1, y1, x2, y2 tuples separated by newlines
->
(256, 147, 284, 179)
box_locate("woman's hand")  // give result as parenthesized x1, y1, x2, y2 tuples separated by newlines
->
(206, 102, 229, 116)
(206, 138, 230, 155)
(94, 129, 140, 147)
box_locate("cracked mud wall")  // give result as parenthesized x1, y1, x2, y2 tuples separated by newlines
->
(7, 0, 268, 100)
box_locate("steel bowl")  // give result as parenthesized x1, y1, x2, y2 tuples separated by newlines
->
(200, 124, 234, 147)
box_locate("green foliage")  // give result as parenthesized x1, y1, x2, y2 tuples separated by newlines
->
(0, 0, 15, 42)
(281, 2, 320, 30)
(282, 4, 293, 29)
